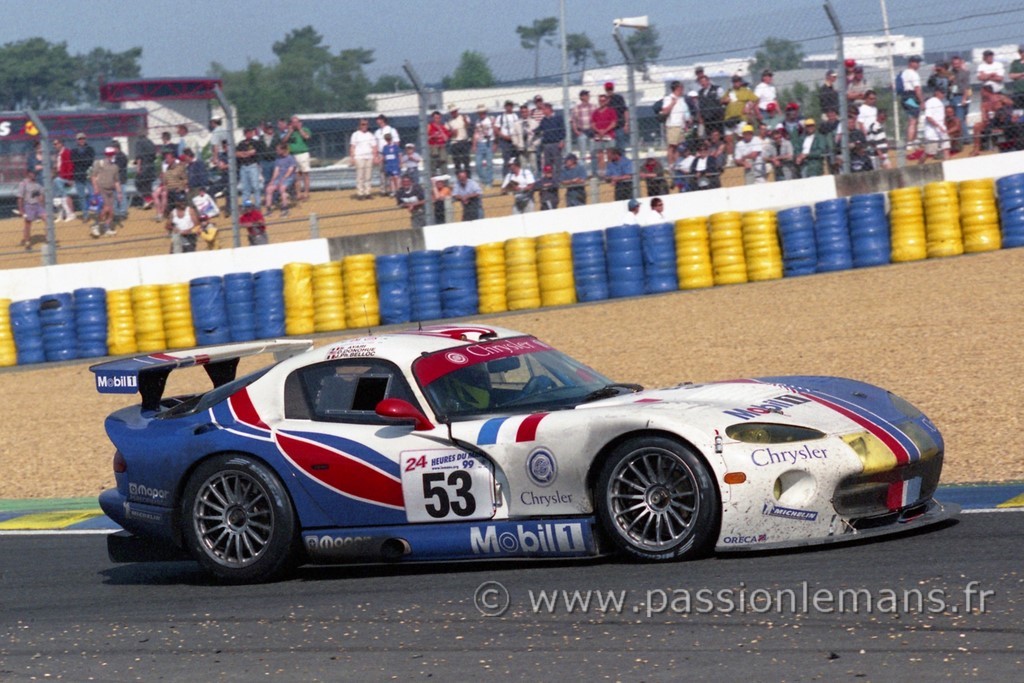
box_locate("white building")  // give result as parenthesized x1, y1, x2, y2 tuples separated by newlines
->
(806, 34, 925, 69)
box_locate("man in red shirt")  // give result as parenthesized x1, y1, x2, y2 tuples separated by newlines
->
(427, 110, 451, 175)
(591, 94, 619, 175)
(52, 138, 76, 221)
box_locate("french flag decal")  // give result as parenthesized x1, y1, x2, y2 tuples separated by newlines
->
(477, 413, 549, 445)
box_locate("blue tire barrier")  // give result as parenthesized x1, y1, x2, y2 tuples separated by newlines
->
(73, 287, 108, 358)
(996, 173, 1024, 248)
(9, 299, 46, 364)
(813, 198, 854, 272)
(253, 269, 286, 339)
(408, 250, 443, 322)
(376, 254, 412, 325)
(641, 223, 679, 293)
(571, 230, 609, 302)
(224, 272, 257, 342)
(777, 206, 818, 277)
(440, 246, 479, 318)
(38, 293, 78, 362)
(190, 276, 232, 345)
(848, 193, 891, 267)
(606, 225, 646, 298)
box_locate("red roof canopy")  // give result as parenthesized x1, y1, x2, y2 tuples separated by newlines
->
(100, 78, 224, 103)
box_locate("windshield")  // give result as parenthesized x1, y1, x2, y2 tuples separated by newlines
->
(413, 336, 616, 419)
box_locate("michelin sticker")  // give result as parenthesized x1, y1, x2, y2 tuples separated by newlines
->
(526, 448, 557, 487)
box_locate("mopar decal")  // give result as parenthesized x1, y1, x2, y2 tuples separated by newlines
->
(723, 394, 811, 420)
(526, 448, 557, 487)
(304, 534, 377, 559)
(470, 522, 589, 555)
(762, 502, 819, 521)
(128, 482, 169, 502)
(751, 444, 828, 467)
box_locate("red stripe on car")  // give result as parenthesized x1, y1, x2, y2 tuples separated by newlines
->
(516, 413, 548, 442)
(228, 388, 269, 430)
(277, 432, 403, 508)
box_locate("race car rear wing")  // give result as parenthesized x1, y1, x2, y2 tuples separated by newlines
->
(89, 340, 313, 411)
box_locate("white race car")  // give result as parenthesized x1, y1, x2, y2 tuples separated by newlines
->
(92, 324, 954, 582)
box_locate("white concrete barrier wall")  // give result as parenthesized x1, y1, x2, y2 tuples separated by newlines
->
(941, 151, 1024, 183)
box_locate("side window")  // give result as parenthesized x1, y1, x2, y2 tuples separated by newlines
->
(284, 359, 419, 423)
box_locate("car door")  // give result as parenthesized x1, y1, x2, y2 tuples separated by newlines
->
(274, 358, 497, 529)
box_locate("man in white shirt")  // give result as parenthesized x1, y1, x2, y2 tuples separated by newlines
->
(494, 100, 522, 173)
(857, 89, 880, 130)
(977, 50, 1005, 94)
(900, 56, 925, 160)
(500, 158, 535, 214)
(660, 80, 689, 167)
(373, 115, 399, 197)
(754, 70, 778, 117)
(473, 105, 496, 187)
(349, 118, 378, 200)
(733, 124, 767, 184)
(921, 86, 949, 162)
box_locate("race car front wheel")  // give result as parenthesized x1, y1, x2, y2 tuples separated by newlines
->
(181, 454, 298, 583)
(595, 436, 719, 562)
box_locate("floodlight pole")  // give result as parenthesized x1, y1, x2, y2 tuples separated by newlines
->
(404, 60, 434, 227)
(560, 0, 572, 158)
(880, 0, 903, 167)
(26, 109, 55, 265)
(214, 86, 241, 248)
(824, 1, 851, 175)
(612, 25, 641, 199)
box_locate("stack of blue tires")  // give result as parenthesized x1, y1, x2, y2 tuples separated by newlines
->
(848, 193, 890, 267)
(409, 250, 443, 322)
(813, 198, 854, 272)
(996, 173, 1024, 248)
(777, 206, 818, 276)
(605, 225, 645, 298)
(376, 254, 412, 325)
(73, 287, 108, 358)
(571, 230, 609, 302)
(190, 276, 232, 345)
(440, 246, 478, 318)
(224, 273, 256, 342)
(253, 269, 286, 339)
(641, 223, 679, 293)
(9, 299, 45, 364)
(38, 293, 77, 362)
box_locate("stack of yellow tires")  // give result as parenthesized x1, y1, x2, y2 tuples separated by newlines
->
(0, 299, 16, 366)
(889, 187, 927, 262)
(674, 217, 714, 290)
(130, 285, 166, 353)
(923, 181, 963, 257)
(742, 210, 783, 281)
(476, 242, 508, 314)
(160, 283, 196, 349)
(536, 232, 576, 307)
(505, 237, 542, 311)
(709, 212, 748, 285)
(106, 290, 137, 356)
(283, 262, 315, 335)
(959, 179, 1002, 253)
(343, 254, 380, 328)
(312, 262, 347, 332)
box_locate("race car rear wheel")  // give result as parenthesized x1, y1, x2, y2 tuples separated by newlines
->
(595, 436, 718, 561)
(181, 454, 298, 583)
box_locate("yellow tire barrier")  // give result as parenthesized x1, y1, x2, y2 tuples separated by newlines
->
(674, 217, 714, 289)
(709, 211, 748, 285)
(343, 254, 380, 328)
(959, 178, 1002, 253)
(476, 242, 508, 314)
(130, 285, 166, 353)
(159, 283, 196, 349)
(742, 210, 783, 281)
(283, 262, 315, 335)
(923, 181, 963, 258)
(0, 298, 16, 367)
(505, 237, 541, 311)
(889, 186, 927, 262)
(536, 232, 577, 307)
(312, 262, 347, 333)
(106, 289, 137, 356)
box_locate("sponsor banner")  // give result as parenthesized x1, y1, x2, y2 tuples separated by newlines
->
(413, 336, 551, 385)
(469, 520, 594, 556)
(750, 444, 829, 467)
(94, 371, 139, 394)
(762, 502, 819, 522)
(722, 532, 769, 545)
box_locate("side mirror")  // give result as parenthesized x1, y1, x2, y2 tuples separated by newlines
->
(375, 398, 435, 431)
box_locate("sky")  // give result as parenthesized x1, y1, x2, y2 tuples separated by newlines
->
(3, 0, 1024, 86)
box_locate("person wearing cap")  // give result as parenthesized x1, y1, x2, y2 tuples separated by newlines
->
(604, 82, 629, 148)
(795, 118, 832, 178)
(396, 173, 426, 229)
(349, 118, 378, 200)
(446, 105, 472, 175)
(818, 70, 839, 114)
(695, 72, 726, 138)
(640, 156, 669, 196)
(722, 75, 758, 159)
(373, 115, 400, 195)
(501, 157, 535, 214)
(380, 133, 402, 197)
(50, 138, 76, 222)
(733, 124, 767, 185)
(560, 153, 587, 207)
(15, 168, 43, 248)
(624, 197, 641, 225)
(235, 126, 265, 207)
(494, 100, 523, 174)
(591, 92, 618, 175)
(427, 110, 451, 175)
(847, 65, 868, 104)
(659, 80, 689, 167)
(87, 146, 122, 237)
(239, 198, 268, 246)
(401, 142, 423, 186)
(782, 102, 804, 140)
(977, 49, 1005, 94)
(70, 132, 96, 221)
(754, 69, 778, 118)
(452, 168, 483, 221)
(165, 198, 201, 254)
(571, 89, 595, 174)
(473, 105, 496, 187)
(604, 147, 634, 201)
(899, 56, 925, 160)
(761, 101, 783, 131)
(763, 126, 796, 182)
(1008, 47, 1024, 109)
(536, 164, 559, 211)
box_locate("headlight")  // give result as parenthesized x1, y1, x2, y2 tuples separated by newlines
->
(889, 392, 924, 419)
(726, 423, 827, 444)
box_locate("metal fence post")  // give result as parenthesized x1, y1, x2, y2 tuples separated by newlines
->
(309, 212, 319, 239)
(214, 86, 241, 248)
(404, 61, 434, 228)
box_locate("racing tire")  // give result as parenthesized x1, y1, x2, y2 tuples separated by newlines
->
(595, 436, 719, 562)
(181, 454, 299, 583)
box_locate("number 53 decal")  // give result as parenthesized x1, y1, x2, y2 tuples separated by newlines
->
(400, 449, 495, 523)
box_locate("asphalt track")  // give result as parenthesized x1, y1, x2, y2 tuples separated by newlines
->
(0, 508, 1021, 681)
